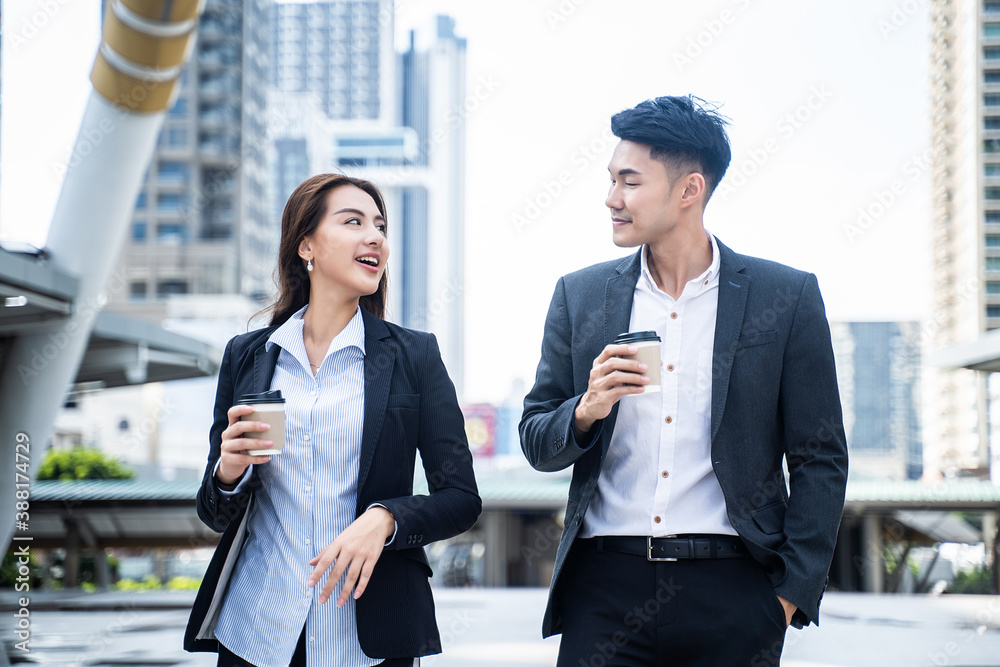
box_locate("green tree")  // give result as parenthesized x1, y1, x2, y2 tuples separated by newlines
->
(948, 566, 993, 595)
(37, 446, 135, 481)
(0, 551, 42, 588)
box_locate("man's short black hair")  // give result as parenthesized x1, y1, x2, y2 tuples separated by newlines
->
(611, 95, 732, 198)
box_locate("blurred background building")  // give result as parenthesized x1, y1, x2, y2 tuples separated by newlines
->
(64, 0, 469, 479)
(928, 0, 1000, 480)
(108, 0, 272, 319)
(830, 321, 923, 481)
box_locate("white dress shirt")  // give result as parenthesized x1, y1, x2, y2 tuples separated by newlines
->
(581, 233, 738, 538)
(214, 305, 382, 667)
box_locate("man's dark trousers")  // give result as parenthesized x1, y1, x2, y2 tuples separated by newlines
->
(556, 538, 787, 667)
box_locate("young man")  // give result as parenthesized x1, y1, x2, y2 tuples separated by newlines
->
(520, 96, 849, 666)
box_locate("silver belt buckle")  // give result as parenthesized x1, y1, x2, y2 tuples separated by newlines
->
(647, 535, 678, 562)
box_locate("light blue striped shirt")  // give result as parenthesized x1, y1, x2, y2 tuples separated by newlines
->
(214, 305, 382, 667)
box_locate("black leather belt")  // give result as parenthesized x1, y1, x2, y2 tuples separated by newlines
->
(595, 535, 749, 562)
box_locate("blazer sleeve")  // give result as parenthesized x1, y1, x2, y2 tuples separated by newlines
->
(519, 276, 603, 473)
(377, 334, 481, 549)
(196, 336, 257, 533)
(774, 273, 849, 627)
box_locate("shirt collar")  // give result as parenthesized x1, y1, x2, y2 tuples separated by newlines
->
(266, 304, 366, 366)
(640, 230, 721, 293)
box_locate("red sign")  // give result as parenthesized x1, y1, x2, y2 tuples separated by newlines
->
(462, 403, 496, 457)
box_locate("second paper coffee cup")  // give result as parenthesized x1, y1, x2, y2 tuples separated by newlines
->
(237, 390, 286, 455)
(614, 331, 661, 394)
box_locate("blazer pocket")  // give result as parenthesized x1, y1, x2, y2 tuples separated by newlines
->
(402, 546, 433, 577)
(751, 500, 787, 535)
(737, 330, 777, 349)
(387, 393, 420, 409)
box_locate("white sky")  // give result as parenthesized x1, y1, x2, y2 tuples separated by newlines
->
(1, 0, 931, 403)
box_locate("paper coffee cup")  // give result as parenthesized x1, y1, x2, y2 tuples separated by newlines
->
(614, 331, 661, 394)
(237, 390, 286, 455)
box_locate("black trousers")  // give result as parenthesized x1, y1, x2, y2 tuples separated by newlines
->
(556, 538, 787, 667)
(217, 624, 416, 667)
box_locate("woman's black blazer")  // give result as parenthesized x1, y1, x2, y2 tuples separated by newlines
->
(184, 309, 481, 659)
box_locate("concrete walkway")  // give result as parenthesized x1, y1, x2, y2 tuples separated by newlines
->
(1, 589, 998, 666)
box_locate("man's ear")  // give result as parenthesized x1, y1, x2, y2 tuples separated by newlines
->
(679, 173, 707, 208)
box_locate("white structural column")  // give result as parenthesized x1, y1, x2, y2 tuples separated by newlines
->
(861, 514, 884, 594)
(0, 0, 202, 558)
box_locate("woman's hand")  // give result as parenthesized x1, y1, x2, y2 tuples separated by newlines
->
(216, 404, 272, 486)
(307, 506, 396, 606)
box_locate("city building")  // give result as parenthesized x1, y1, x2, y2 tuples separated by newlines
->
(266, 12, 469, 395)
(107, 0, 273, 321)
(830, 321, 923, 480)
(270, 0, 394, 123)
(928, 0, 1000, 478)
(66, 0, 273, 477)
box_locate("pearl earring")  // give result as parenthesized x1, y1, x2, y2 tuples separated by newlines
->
(306, 258, 314, 272)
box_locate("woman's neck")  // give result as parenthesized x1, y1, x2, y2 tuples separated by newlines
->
(301, 292, 359, 353)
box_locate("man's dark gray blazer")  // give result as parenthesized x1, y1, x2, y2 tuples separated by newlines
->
(184, 309, 481, 659)
(520, 238, 849, 635)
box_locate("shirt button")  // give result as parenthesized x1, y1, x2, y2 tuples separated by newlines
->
(309, 636, 315, 642)
(670, 312, 678, 319)
(665, 416, 673, 424)
(661, 470, 669, 478)
(305, 486, 311, 493)
(305, 538, 311, 545)
(666, 364, 674, 371)
(303, 434, 310, 441)
(654, 516, 662, 523)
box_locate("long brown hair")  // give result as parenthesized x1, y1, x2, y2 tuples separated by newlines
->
(266, 174, 388, 327)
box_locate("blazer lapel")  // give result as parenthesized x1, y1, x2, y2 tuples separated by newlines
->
(356, 309, 395, 502)
(252, 341, 281, 394)
(601, 249, 642, 448)
(711, 239, 749, 442)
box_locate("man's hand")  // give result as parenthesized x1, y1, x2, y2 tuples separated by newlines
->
(307, 506, 396, 606)
(776, 595, 797, 628)
(574, 343, 650, 438)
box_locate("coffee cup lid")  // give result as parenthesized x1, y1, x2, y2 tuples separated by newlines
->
(237, 389, 285, 404)
(614, 330, 661, 344)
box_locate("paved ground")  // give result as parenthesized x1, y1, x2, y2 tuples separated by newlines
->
(1, 589, 998, 666)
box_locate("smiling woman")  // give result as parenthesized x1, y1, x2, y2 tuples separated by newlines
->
(270, 174, 391, 326)
(184, 173, 481, 667)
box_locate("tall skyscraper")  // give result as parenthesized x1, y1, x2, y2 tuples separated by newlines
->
(928, 0, 1000, 477)
(830, 322, 923, 481)
(391, 17, 467, 394)
(85, 0, 272, 477)
(270, 0, 394, 123)
(265, 11, 468, 395)
(107, 0, 272, 319)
